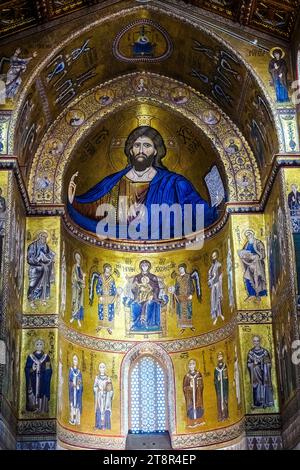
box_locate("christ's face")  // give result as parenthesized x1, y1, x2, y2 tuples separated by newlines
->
(130, 136, 157, 171)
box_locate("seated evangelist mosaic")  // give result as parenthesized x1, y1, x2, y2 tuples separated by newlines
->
(67, 126, 224, 240)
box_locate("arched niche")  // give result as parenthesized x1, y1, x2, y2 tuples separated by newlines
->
(120, 342, 176, 440)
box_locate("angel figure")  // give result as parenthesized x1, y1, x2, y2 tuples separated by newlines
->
(89, 264, 122, 335)
(169, 263, 201, 334)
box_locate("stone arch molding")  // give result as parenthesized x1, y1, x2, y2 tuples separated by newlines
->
(120, 342, 176, 439)
(29, 72, 261, 205)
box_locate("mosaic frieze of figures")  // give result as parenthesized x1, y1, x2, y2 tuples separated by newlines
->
(19, 328, 278, 438)
(20, 220, 273, 339)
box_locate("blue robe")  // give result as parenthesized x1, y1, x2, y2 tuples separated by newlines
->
(69, 367, 83, 412)
(27, 240, 55, 301)
(68, 167, 217, 239)
(96, 275, 117, 324)
(243, 241, 267, 298)
(25, 351, 52, 412)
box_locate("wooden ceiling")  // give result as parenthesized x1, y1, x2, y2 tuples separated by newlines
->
(0, 0, 299, 41)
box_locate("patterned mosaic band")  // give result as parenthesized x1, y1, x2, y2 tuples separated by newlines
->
(58, 315, 238, 353)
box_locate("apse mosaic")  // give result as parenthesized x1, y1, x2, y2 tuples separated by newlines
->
(0, 0, 300, 452)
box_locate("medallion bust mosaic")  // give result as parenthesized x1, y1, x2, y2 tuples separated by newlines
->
(68, 126, 221, 240)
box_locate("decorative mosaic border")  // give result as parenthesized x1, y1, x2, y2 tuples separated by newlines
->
(16, 440, 56, 450)
(247, 435, 283, 450)
(58, 424, 125, 450)
(237, 310, 272, 324)
(17, 314, 59, 329)
(17, 419, 56, 436)
(171, 420, 245, 449)
(245, 414, 281, 431)
(59, 315, 237, 353)
(57, 420, 245, 450)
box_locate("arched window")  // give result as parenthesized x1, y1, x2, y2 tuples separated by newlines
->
(129, 356, 167, 434)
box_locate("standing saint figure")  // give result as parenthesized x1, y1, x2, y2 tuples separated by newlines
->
(60, 243, 67, 317)
(169, 264, 201, 334)
(214, 352, 229, 421)
(70, 252, 86, 328)
(24, 338, 52, 413)
(93, 363, 114, 430)
(227, 238, 235, 310)
(183, 359, 205, 428)
(208, 251, 224, 325)
(0, 187, 7, 270)
(69, 354, 83, 426)
(57, 348, 64, 417)
(247, 336, 274, 408)
(288, 184, 300, 217)
(27, 231, 55, 308)
(233, 345, 241, 409)
(238, 229, 267, 301)
(0, 187, 6, 236)
(269, 48, 289, 103)
(89, 263, 120, 335)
